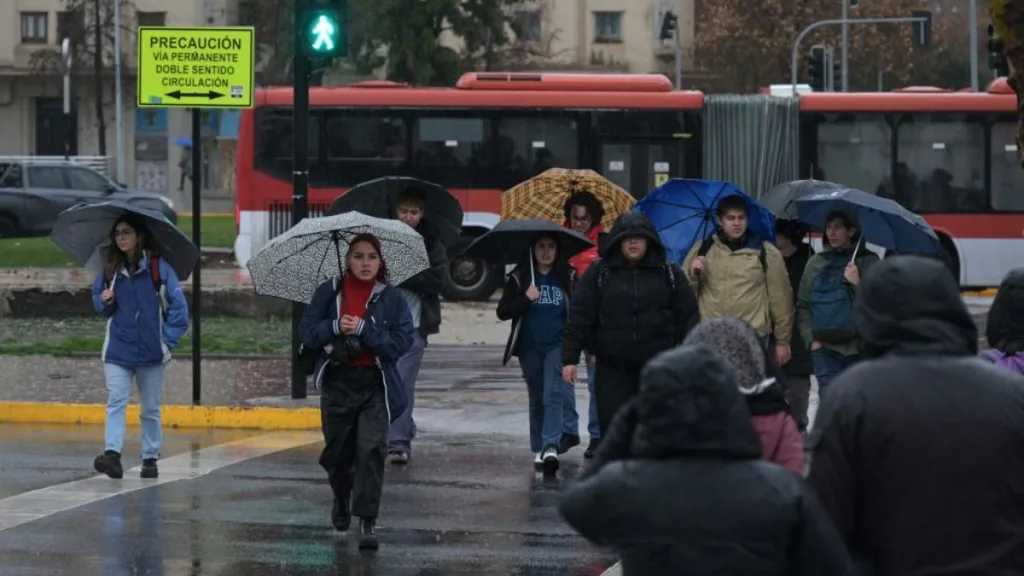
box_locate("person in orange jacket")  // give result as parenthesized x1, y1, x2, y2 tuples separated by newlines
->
(562, 190, 610, 458)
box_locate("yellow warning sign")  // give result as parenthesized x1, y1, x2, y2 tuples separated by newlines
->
(654, 173, 669, 187)
(137, 26, 255, 109)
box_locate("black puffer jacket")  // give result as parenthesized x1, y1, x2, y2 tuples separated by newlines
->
(809, 256, 1024, 575)
(783, 243, 813, 376)
(396, 221, 448, 337)
(561, 212, 699, 370)
(986, 268, 1024, 353)
(559, 345, 852, 576)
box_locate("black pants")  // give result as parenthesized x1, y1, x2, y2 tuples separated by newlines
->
(593, 362, 641, 437)
(319, 365, 389, 519)
(784, 374, 812, 432)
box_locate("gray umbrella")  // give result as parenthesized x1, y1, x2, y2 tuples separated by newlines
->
(247, 211, 430, 304)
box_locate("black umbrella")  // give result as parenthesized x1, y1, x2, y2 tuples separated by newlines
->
(462, 219, 594, 266)
(50, 200, 199, 281)
(762, 179, 844, 220)
(325, 176, 463, 245)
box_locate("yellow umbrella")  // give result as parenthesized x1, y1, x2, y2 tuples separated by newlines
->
(500, 168, 635, 230)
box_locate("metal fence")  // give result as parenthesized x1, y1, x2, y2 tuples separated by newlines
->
(267, 202, 331, 239)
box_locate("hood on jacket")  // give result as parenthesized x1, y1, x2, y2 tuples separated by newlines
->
(630, 345, 764, 460)
(682, 317, 774, 396)
(603, 212, 666, 266)
(820, 208, 864, 253)
(854, 255, 978, 358)
(987, 268, 1024, 354)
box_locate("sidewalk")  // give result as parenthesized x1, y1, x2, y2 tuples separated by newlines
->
(0, 267, 252, 289)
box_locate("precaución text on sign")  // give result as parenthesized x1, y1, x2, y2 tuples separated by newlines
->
(137, 26, 255, 109)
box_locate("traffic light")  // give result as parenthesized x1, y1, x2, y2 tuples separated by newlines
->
(805, 45, 825, 91)
(831, 57, 841, 92)
(988, 24, 1010, 77)
(300, 0, 347, 60)
(659, 11, 678, 41)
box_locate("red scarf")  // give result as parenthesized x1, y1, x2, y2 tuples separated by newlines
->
(340, 275, 376, 366)
(565, 222, 604, 276)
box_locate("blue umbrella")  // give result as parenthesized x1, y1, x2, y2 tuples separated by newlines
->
(794, 188, 940, 253)
(173, 136, 192, 147)
(50, 200, 200, 281)
(632, 179, 776, 265)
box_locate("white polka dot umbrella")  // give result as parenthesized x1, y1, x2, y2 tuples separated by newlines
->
(246, 211, 430, 304)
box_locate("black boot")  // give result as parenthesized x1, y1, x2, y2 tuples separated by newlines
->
(331, 498, 351, 531)
(141, 458, 159, 479)
(94, 451, 123, 479)
(584, 438, 600, 459)
(358, 517, 379, 550)
(558, 433, 581, 454)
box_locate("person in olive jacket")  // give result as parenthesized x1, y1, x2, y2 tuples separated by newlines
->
(559, 345, 852, 575)
(561, 212, 699, 438)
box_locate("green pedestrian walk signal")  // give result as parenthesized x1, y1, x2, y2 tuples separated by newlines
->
(300, 0, 347, 59)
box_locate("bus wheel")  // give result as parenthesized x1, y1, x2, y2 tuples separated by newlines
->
(938, 234, 961, 285)
(445, 238, 499, 302)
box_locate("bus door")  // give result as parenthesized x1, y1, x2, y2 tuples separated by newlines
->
(591, 110, 695, 199)
(597, 138, 687, 199)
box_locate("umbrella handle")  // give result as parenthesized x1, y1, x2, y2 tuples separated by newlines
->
(850, 237, 861, 263)
(529, 253, 535, 287)
(109, 273, 117, 290)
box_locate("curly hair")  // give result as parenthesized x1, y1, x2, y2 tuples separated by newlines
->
(562, 190, 605, 226)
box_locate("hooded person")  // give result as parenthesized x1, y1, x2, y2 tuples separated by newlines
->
(558, 345, 852, 575)
(683, 317, 804, 475)
(561, 212, 699, 441)
(796, 209, 879, 401)
(982, 268, 1024, 374)
(808, 255, 1024, 575)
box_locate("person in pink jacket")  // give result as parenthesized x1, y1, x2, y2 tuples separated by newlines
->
(683, 317, 805, 474)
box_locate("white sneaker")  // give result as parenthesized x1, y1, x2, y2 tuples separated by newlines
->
(533, 452, 543, 472)
(541, 445, 559, 475)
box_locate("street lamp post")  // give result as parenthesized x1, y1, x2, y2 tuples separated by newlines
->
(61, 38, 73, 159)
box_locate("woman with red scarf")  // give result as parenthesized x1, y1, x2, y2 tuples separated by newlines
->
(300, 233, 415, 550)
(562, 191, 609, 458)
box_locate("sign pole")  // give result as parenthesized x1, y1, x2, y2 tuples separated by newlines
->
(291, 1, 311, 400)
(191, 108, 202, 406)
(61, 38, 72, 159)
(135, 26, 255, 406)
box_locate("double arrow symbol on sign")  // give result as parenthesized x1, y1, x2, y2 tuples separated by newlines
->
(164, 90, 225, 100)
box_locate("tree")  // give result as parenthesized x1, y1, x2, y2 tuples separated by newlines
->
(238, 0, 294, 85)
(29, 0, 133, 156)
(348, 0, 528, 86)
(988, 0, 1024, 168)
(693, 0, 953, 93)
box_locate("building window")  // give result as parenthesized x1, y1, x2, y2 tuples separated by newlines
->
(594, 11, 622, 43)
(514, 10, 542, 43)
(57, 11, 85, 44)
(21, 12, 48, 44)
(137, 11, 166, 27)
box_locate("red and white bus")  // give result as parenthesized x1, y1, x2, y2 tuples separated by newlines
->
(235, 73, 1024, 298)
(234, 72, 704, 300)
(798, 79, 1024, 287)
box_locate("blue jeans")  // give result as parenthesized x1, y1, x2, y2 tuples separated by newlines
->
(812, 347, 860, 399)
(388, 332, 425, 454)
(519, 346, 564, 454)
(103, 362, 166, 460)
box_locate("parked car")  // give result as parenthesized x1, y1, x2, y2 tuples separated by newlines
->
(0, 160, 177, 238)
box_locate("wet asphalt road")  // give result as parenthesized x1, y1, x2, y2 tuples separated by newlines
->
(0, 424, 614, 575)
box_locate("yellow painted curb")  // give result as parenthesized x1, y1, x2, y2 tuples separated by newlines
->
(0, 402, 320, 430)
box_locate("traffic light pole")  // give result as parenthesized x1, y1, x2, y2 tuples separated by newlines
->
(790, 16, 929, 95)
(291, 2, 311, 400)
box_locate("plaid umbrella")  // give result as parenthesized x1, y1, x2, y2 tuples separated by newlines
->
(246, 211, 430, 304)
(500, 168, 635, 229)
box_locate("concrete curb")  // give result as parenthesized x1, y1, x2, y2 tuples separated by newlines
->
(0, 401, 320, 430)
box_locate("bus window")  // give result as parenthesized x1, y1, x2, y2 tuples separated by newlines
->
(413, 116, 494, 188)
(322, 111, 408, 187)
(497, 114, 579, 185)
(990, 121, 1024, 211)
(254, 108, 320, 182)
(896, 114, 986, 213)
(816, 114, 891, 199)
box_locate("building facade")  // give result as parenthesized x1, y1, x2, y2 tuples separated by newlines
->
(0, 0, 239, 211)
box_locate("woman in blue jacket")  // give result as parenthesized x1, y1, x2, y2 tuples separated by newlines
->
(91, 214, 189, 481)
(300, 233, 414, 551)
(496, 233, 575, 476)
